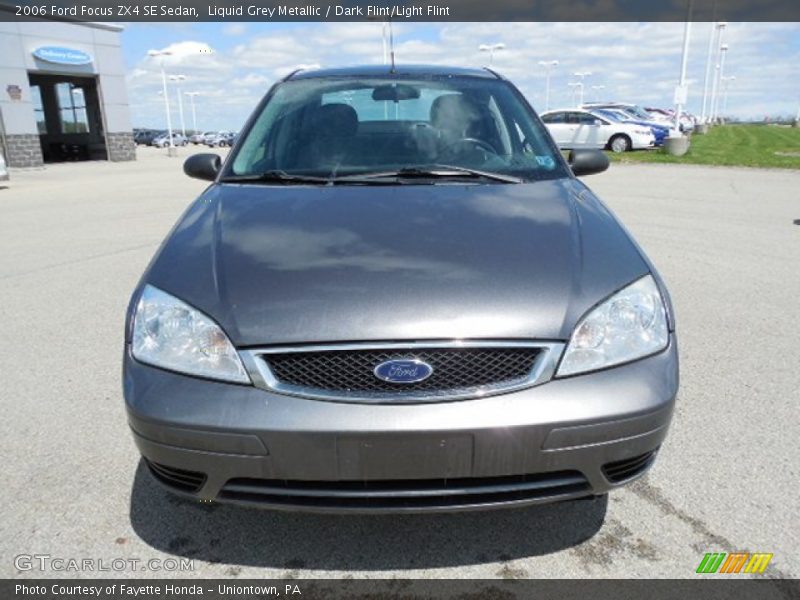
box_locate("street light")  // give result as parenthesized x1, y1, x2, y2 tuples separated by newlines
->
(567, 82, 582, 107)
(674, 17, 693, 133)
(700, 21, 723, 124)
(479, 43, 506, 66)
(185, 91, 201, 134)
(147, 49, 175, 155)
(708, 22, 728, 124)
(712, 43, 729, 123)
(573, 72, 592, 106)
(721, 75, 736, 118)
(169, 74, 187, 137)
(590, 85, 605, 101)
(538, 60, 558, 111)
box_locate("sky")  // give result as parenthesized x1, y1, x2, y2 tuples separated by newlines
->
(121, 22, 800, 131)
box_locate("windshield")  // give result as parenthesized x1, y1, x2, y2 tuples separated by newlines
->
(228, 75, 568, 183)
(625, 106, 654, 121)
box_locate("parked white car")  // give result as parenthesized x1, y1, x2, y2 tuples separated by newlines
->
(540, 109, 655, 152)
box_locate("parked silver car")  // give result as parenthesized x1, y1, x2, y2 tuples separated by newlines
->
(125, 65, 678, 513)
(152, 132, 188, 148)
(204, 131, 235, 147)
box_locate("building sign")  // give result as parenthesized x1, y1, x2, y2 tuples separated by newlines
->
(32, 46, 93, 66)
(6, 84, 23, 101)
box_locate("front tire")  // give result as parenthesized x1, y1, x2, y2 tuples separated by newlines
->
(608, 134, 631, 153)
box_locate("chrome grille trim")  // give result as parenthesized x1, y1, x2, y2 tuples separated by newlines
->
(240, 340, 565, 404)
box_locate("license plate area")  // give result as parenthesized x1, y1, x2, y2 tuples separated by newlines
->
(336, 434, 473, 481)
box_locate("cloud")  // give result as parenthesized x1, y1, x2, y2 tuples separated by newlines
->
(222, 23, 247, 36)
(126, 22, 800, 130)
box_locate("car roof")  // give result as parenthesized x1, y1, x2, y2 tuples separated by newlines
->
(288, 64, 499, 80)
(584, 102, 635, 108)
(541, 108, 591, 114)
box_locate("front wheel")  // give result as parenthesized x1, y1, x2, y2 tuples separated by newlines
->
(608, 134, 631, 153)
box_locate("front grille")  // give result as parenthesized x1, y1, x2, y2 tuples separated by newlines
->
(218, 471, 590, 510)
(263, 347, 540, 395)
(145, 460, 206, 493)
(602, 449, 658, 483)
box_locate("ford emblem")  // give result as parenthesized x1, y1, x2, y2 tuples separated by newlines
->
(373, 359, 433, 384)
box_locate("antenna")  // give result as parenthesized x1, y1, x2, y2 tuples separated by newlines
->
(388, 20, 396, 73)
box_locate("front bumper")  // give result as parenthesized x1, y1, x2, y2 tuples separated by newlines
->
(632, 133, 657, 149)
(124, 336, 678, 513)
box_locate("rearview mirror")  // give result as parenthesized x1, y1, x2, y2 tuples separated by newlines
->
(568, 149, 609, 177)
(183, 153, 221, 181)
(372, 84, 420, 102)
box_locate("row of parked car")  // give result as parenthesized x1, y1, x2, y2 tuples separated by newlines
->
(541, 102, 697, 153)
(133, 129, 238, 149)
(189, 131, 238, 147)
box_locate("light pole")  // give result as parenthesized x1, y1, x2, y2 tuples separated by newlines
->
(147, 49, 175, 155)
(479, 43, 505, 66)
(567, 82, 582, 107)
(573, 72, 592, 106)
(185, 91, 200, 133)
(169, 74, 187, 137)
(700, 19, 721, 124)
(590, 85, 605, 101)
(712, 43, 729, 123)
(538, 60, 558, 111)
(709, 22, 727, 124)
(720, 75, 736, 118)
(674, 16, 693, 133)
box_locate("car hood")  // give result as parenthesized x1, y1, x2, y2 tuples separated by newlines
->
(629, 119, 667, 131)
(137, 179, 649, 346)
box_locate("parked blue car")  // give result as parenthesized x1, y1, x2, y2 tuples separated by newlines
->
(590, 109, 669, 147)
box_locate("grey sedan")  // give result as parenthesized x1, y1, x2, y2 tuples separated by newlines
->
(124, 65, 678, 512)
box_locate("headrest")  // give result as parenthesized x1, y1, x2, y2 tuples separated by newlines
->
(430, 94, 480, 130)
(312, 103, 359, 137)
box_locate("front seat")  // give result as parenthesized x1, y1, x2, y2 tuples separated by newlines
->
(302, 103, 359, 170)
(430, 94, 481, 147)
(429, 93, 500, 160)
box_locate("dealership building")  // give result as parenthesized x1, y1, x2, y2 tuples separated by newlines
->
(0, 19, 134, 168)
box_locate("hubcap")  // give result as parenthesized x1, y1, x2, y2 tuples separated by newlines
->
(612, 138, 627, 153)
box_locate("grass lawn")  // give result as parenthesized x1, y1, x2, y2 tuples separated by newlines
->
(607, 124, 800, 169)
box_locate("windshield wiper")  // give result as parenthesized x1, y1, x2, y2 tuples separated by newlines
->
(336, 165, 524, 184)
(219, 170, 331, 184)
(220, 170, 398, 186)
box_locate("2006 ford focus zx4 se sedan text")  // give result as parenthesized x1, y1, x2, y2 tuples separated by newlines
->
(124, 65, 678, 512)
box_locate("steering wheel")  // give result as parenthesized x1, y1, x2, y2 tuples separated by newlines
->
(441, 137, 499, 160)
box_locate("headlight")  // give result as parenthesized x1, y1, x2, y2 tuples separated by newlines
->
(557, 275, 668, 377)
(132, 285, 250, 384)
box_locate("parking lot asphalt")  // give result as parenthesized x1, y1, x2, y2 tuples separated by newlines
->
(1, 147, 798, 580)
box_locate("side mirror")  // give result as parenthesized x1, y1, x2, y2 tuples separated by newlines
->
(183, 153, 221, 181)
(568, 149, 609, 177)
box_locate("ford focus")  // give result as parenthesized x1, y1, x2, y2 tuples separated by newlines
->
(124, 65, 678, 512)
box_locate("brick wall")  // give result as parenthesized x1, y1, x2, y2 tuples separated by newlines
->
(5, 134, 44, 168)
(106, 132, 136, 162)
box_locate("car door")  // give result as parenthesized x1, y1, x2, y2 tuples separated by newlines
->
(540, 112, 569, 147)
(564, 112, 592, 148)
(577, 113, 611, 149)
